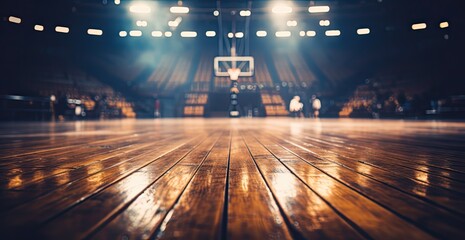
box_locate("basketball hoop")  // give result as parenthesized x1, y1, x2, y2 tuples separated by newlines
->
(228, 68, 241, 81)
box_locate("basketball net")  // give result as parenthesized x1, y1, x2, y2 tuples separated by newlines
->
(228, 68, 241, 81)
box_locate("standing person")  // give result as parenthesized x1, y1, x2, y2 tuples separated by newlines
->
(290, 96, 304, 118)
(311, 95, 321, 118)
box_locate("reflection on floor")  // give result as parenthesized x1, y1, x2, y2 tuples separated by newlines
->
(1, 119, 465, 239)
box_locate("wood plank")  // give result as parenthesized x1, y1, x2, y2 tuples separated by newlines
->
(274, 132, 465, 215)
(1, 134, 207, 238)
(242, 133, 364, 239)
(226, 132, 292, 239)
(255, 132, 435, 239)
(254, 131, 465, 239)
(153, 132, 231, 239)
(70, 132, 223, 240)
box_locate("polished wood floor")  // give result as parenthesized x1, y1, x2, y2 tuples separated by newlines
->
(1, 119, 465, 239)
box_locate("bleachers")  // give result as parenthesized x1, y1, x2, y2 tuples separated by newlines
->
(261, 92, 288, 116)
(272, 53, 299, 87)
(183, 93, 208, 117)
(191, 55, 213, 92)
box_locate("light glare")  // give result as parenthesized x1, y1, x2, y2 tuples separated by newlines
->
(357, 28, 370, 35)
(306, 31, 316, 37)
(55, 26, 69, 33)
(275, 31, 291, 38)
(152, 31, 163, 37)
(87, 29, 103, 36)
(8, 16, 21, 24)
(256, 31, 267, 37)
(213, 10, 219, 16)
(412, 23, 427, 30)
(439, 21, 449, 29)
(287, 20, 297, 27)
(325, 30, 340, 36)
(119, 31, 128, 37)
(129, 4, 151, 14)
(165, 31, 172, 37)
(129, 30, 143, 37)
(272, 5, 292, 14)
(180, 31, 197, 38)
(319, 20, 330, 26)
(240, 10, 251, 17)
(170, 6, 189, 14)
(235, 32, 244, 38)
(308, 6, 330, 13)
(34, 25, 44, 31)
(206, 31, 216, 37)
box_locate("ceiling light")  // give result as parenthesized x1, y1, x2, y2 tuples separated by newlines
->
(170, 6, 189, 14)
(308, 6, 330, 13)
(275, 31, 291, 37)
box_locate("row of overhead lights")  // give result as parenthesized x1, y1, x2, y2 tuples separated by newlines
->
(125, 2, 330, 15)
(6, 15, 450, 38)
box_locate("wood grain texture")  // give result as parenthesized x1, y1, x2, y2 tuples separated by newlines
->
(1, 119, 465, 239)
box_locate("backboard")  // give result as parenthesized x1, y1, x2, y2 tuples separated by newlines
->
(214, 56, 254, 78)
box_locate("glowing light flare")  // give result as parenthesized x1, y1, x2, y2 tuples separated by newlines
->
(325, 30, 340, 36)
(8, 16, 21, 24)
(87, 28, 103, 36)
(357, 28, 370, 35)
(308, 6, 330, 13)
(275, 31, 291, 38)
(151, 31, 163, 37)
(129, 30, 143, 37)
(119, 31, 128, 37)
(319, 20, 330, 26)
(164, 31, 172, 37)
(256, 30, 267, 37)
(299, 31, 305, 37)
(180, 31, 197, 38)
(235, 32, 244, 38)
(170, 6, 189, 14)
(412, 23, 427, 30)
(439, 21, 449, 29)
(306, 31, 316, 37)
(287, 20, 298, 27)
(168, 17, 182, 27)
(206, 31, 216, 37)
(228, 32, 234, 38)
(240, 10, 251, 17)
(55, 26, 70, 34)
(114, 0, 120, 5)
(213, 10, 219, 16)
(136, 20, 148, 27)
(272, 5, 292, 14)
(34, 25, 44, 31)
(129, 4, 151, 14)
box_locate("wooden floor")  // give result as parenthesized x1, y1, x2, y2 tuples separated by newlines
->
(1, 119, 465, 239)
